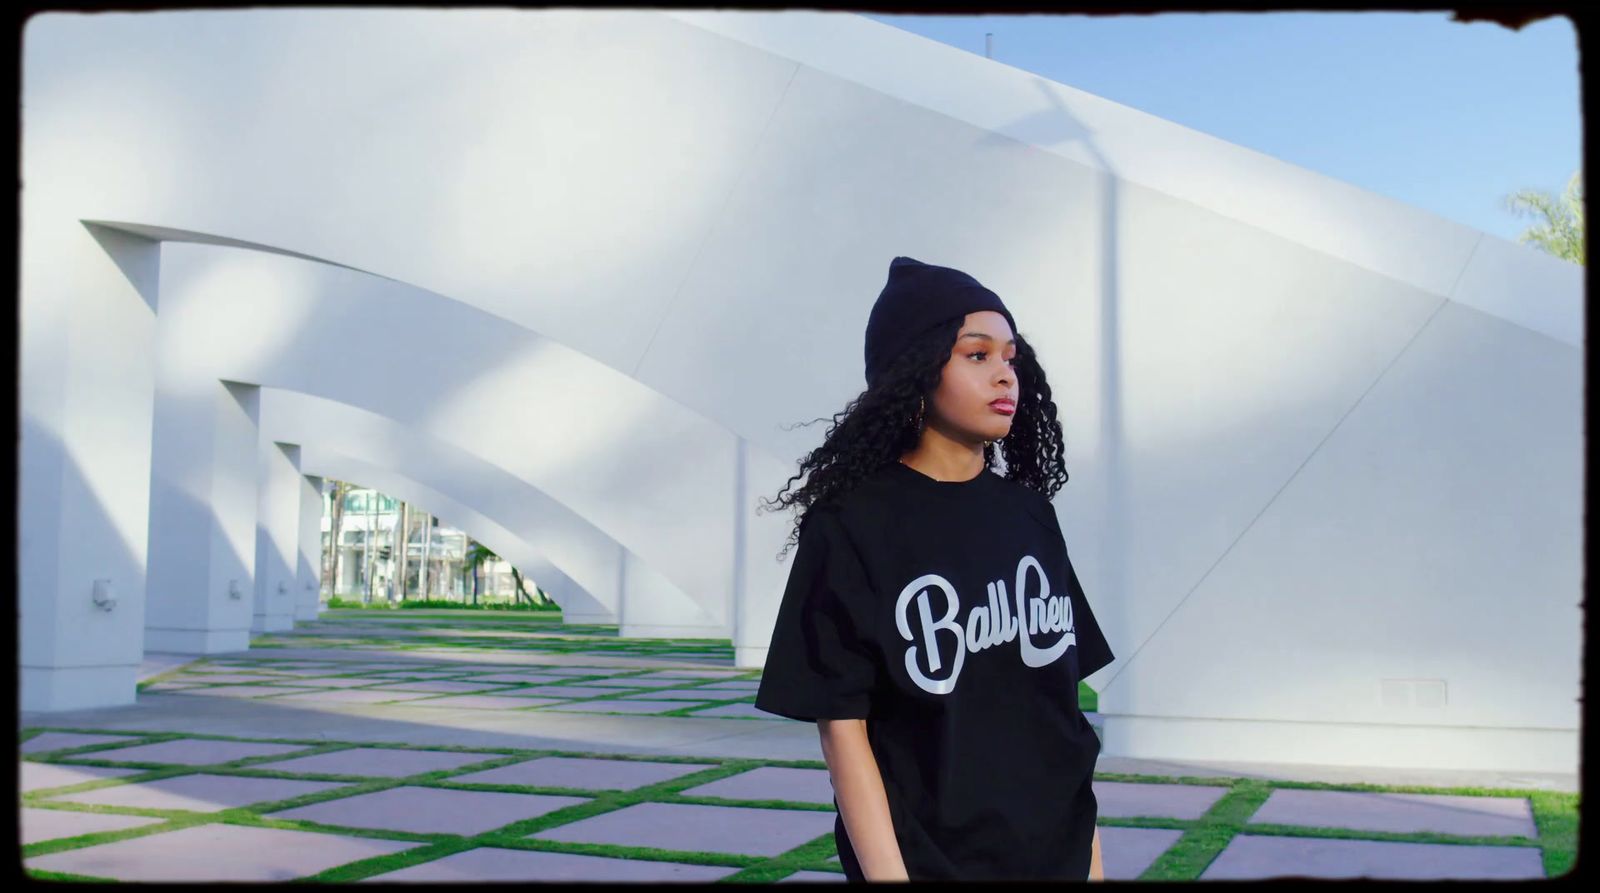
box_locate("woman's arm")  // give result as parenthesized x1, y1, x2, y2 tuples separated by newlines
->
(1089, 826, 1104, 881)
(818, 718, 909, 882)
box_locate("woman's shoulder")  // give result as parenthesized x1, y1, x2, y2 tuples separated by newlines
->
(1002, 474, 1061, 535)
(796, 468, 901, 546)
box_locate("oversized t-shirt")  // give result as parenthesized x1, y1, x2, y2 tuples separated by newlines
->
(754, 459, 1114, 882)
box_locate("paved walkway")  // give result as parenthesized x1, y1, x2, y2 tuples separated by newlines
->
(20, 612, 1571, 882)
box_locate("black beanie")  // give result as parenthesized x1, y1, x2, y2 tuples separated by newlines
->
(863, 256, 1017, 390)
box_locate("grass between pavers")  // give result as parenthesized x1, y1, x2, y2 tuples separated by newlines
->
(1094, 772, 1573, 881)
(19, 728, 1574, 882)
(247, 636, 738, 657)
(133, 664, 770, 715)
(134, 657, 1101, 717)
(132, 667, 1053, 724)
(19, 731, 844, 882)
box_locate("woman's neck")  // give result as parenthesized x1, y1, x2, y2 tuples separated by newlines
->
(899, 439, 986, 483)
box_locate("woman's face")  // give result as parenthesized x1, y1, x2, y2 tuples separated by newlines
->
(927, 310, 1019, 444)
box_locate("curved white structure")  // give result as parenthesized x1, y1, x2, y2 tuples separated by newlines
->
(22, 10, 1580, 776)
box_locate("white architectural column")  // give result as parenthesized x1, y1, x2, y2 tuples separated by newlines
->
(616, 543, 722, 640)
(145, 380, 262, 654)
(295, 474, 326, 621)
(20, 224, 161, 712)
(252, 441, 303, 632)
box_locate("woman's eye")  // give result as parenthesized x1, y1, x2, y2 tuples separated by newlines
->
(969, 351, 1017, 366)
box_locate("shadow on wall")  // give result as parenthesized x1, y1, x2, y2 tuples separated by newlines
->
(20, 417, 149, 710)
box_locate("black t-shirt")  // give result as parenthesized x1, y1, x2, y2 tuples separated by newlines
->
(755, 459, 1114, 881)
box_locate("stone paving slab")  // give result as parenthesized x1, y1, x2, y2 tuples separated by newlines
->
(1200, 834, 1546, 879)
(1094, 781, 1231, 820)
(697, 680, 762, 690)
(40, 773, 351, 813)
(779, 869, 847, 883)
(23, 821, 425, 881)
(171, 673, 290, 684)
(399, 695, 564, 710)
(218, 661, 328, 668)
(251, 747, 513, 778)
(542, 700, 690, 715)
(527, 801, 836, 857)
(21, 732, 143, 754)
(364, 680, 518, 694)
(265, 689, 441, 705)
(266, 785, 590, 835)
(470, 673, 572, 685)
(232, 661, 328, 669)
(62, 738, 317, 766)
(635, 670, 752, 679)
(21, 761, 147, 793)
(1099, 825, 1186, 879)
(448, 756, 719, 791)
(516, 667, 628, 677)
(601, 676, 709, 689)
(20, 806, 170, 845)
(491, 688, 602, 700)
(248, 667, 366, 678)
(171, 684, 323, 699)
(281, 677, 391, 689)
(357, 845, 743, 882)
(679, 766, 834, 804)
(617, 689, 724, 701)
(684, 703, 773, 719)
(144, 682, 211, 692)
(507, 685, 638, 699)
(367, 670, 479, 680)
(1247, 788, 1539, 838)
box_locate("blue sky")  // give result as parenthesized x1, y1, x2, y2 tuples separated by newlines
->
(862, 12, 1580, 245)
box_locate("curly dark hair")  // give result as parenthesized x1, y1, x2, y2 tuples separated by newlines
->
(758, 317, 1070, 562)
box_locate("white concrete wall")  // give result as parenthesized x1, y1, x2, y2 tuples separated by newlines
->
(144, 379, 259, 654)
(294, 473, 325, 621)
(252, 440, 302, 633)
(20, 217, 161, 711)
(21, 10, 1580, 775)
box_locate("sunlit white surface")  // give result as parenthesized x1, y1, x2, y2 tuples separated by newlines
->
(20, 11, 1580, 777)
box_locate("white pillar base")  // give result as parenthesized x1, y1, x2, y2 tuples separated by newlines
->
(251, 614, 296, 633)
(144, 626, 252, 654)
(620, 622, 726, 640)
(733, 645, 768, 671)
(21, 664, 137, 713)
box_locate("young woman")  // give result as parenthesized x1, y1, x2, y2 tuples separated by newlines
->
(754, 256, 1114, 883)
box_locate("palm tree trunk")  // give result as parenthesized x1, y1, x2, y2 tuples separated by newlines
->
(394, 501, 411, 604)
(509, 566, 532, 606)
(326, 481, 346, 600)
(418, 511, 432, 600)
(363, 488, 377, 604)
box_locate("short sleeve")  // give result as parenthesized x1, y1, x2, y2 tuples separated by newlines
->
(1062, 555, 1115, 678)
(1034, 494, 1116, 679)
(754, 508, 883, 723)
